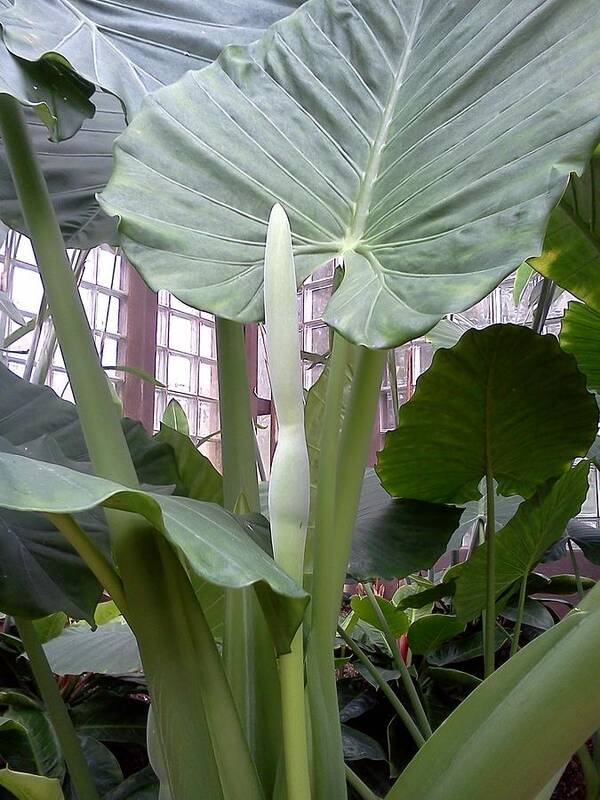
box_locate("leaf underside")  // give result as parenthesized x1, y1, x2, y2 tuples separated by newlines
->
(101, 0, 600, 347)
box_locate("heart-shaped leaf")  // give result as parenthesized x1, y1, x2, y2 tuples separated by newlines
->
(100, 0, 600, 348)
(377, 325, 597, 504)
(454, 462, 590, 622)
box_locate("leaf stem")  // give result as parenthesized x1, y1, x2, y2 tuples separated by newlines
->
(363, 583, 431, 738)
(336, 625, 425, 748)
(15, 617, 100, 800)
(568, 539, 585, 602)
(345, 764, 381, 800)
(484, 472, 496, 678)
(309, 343, 384, 800)
(44, 513, 128, 614)
(0, 95, 138, 490)
(509, 572, 528, 658)
(577, 744, 600, 800)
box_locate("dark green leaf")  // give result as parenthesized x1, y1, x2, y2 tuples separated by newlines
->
(425, 667, 482, 691)
(427, 628, 508, 668)
(78, 736, 122, 797)
(560, 301, 600, 392)
(349, 469, 463, 580)
(341, 726, 386, 763)
(1, 707, 63, 779)
(153, 424, 223, 504)
(32, 614, 67, 644)
(454, 464, 590, 622)
(377, 325, 597, 504)
(101, 1, 600, 347)
(568, 520, 600, 565)
(70, 693, 148, 746)
(501, 600, 554, 631)
(105, 767, 158, 800)
(396, 581, 457, 611)
(408, 615, 465, 656)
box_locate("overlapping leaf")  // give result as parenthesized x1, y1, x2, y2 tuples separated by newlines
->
(0, 0, 304, 247)
(0, 451, 307, 650)
(377, 325, 597, 504)
(100, 0, 600, 347)
(454, 463, 590, 622)
(532, 157, 600, 311)
(348, 469, 462, 580)
(560, 301, 600, 392)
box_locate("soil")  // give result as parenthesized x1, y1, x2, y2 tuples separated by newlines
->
(552, 753, 585, 799)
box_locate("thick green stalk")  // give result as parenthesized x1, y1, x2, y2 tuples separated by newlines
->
(509, 571, 529, 658)
(15, 618, 100, 800)
(364, 583, 432, 738)
(0, 95, 256, 799)
(0, 96, 138, 490)
(337, 625, 425, 748)
(306, 329, 349, 800)
(484, 472, 497, 678)
(308, 346, 385, 800)
(216, 317, 281, 798)
(264, 206, 311, 800)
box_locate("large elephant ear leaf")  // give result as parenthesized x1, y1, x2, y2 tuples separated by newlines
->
(376, 325, 597, 504)
(101, 0, 600, 348)
(0, 768, 64, 800)
(531, 157, 600, 311)
(0, 1, 304, 247)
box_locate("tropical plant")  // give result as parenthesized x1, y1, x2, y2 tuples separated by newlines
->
(0, 1, 599, 800)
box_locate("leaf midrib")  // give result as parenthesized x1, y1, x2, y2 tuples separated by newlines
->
(347, 0, 424, 245)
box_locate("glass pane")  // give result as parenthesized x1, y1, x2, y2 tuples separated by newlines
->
(167, 354, 194, 393)
(79, 287, 94, 323)
(95, 293, 120, 334)
(199, 324, 214, 358)
(306, 287, 331, 321)
(97, 249, 121, 289)
(82, 251, 96, 282)
(198, 401, 219, 437)
(12, 267, 43, 313)
(157, 309, 168, 347)
(306, 325, 330, 355)
(462, 296, 492, 327)
(311, 261, 334, 281)
(100, 336, 118, 366)
(16, 237, 35, 263)
(582, 470, 599, 517)
(8, 360, 25, 377)
(198, 362, 217, 398)
(169, 314, 196, 354)
(154, 391, 166, 431)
